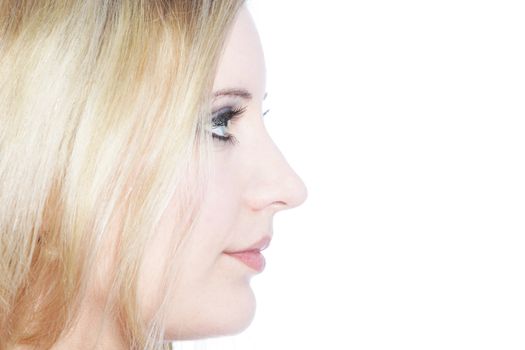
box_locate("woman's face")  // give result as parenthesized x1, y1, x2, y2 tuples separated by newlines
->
(138, 5, 307, 340)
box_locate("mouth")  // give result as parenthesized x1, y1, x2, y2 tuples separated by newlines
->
(224, 250, 266, 273)
(224, 235, 272, 254)
(223, 235, 271, 273)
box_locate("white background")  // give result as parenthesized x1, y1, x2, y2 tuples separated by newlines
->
(177, 1, 525, 349)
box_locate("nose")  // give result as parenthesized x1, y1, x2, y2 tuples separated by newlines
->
(243, 130, 308, 213)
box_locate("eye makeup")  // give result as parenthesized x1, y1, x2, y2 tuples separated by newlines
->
(209, 103, 271, 147)
(210, 105, 247, 145)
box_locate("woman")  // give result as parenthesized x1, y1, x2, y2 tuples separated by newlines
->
(0, 1, 307, 349)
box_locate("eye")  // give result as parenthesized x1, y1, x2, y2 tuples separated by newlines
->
(210, 105, 246, 145)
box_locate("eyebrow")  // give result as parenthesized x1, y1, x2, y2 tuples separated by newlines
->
(213, 88, 268, 101)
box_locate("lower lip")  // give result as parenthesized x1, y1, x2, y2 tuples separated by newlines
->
(225, 250, 266, 272)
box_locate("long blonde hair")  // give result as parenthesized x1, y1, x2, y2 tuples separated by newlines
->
(0, 0, 244, 348)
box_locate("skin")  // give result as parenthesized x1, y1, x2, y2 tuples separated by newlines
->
(142, 4, 307, 340)
(23, 4, 307, 349)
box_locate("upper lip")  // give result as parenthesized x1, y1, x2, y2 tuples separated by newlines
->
(224, 235, 272, 254)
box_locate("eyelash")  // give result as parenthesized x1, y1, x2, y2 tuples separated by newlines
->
(210, 105, 246, 145)
(210, 106, 271, 145)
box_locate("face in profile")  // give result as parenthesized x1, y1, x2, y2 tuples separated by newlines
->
(137, 5, 308, 340)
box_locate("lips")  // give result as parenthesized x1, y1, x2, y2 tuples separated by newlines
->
(224, 236, 271, 254)
(225, 250, 266, 272)
(224, 236, 271, 273)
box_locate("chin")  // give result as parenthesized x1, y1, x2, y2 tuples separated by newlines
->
(165, 286, 257, 340)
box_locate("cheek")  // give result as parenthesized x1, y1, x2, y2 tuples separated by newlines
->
(188, 152, 244, 252)
(134, 147, 268, 340)
(198, 167, 241, 247)
(161, 157, 258, 339)
(137, 157, 246, 326)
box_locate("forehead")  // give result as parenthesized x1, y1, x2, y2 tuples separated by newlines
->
(213, 5, 266, 99)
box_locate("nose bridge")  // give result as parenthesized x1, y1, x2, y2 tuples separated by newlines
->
(245, 130, 308, 212)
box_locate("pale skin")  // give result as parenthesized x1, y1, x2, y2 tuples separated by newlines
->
(17, 5, 307, 349)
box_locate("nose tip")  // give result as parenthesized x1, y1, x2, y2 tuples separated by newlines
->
(280, 169, 308, 210)
(299, 178, 308, 206)
(264, 152, 309, 214)
(245, 157, 308, 213)
(244, 128, 309, 213)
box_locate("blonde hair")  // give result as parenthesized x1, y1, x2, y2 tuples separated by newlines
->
(0, 0, 244, 349)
